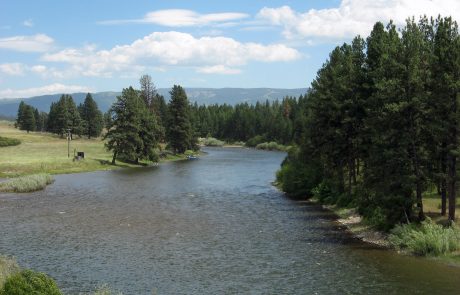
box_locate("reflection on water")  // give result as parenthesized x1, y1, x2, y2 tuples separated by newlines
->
(1, 147, 460, 294)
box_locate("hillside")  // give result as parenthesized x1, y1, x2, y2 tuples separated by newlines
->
(0, 88, 308, 117)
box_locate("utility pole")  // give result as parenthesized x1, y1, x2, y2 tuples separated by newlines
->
(67, 128, 71, 158)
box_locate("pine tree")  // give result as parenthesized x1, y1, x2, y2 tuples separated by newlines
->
(22, 105, 36, 133)
(16, 101, 26, 129)
(167, 85, 196, 154)
(105, 87, 161, 164)
(79, 93, 103, 139)
(431, 17, 460, 222)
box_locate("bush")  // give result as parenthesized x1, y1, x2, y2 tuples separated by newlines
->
(0, 136, 21, 147)
(0, 269, 62, 295)
(255, 141, 288, 151)
(245, 135, 266, 147)
(0, 174, 54, 193)
(0, 256, 20, 289)
(312, 181, 340, 204)
(389, 218, 460, 256)
(93, 284, 123, 295)
(202, 137, 225, 147)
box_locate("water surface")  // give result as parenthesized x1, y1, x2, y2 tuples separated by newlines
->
(1, 147, 460, 294)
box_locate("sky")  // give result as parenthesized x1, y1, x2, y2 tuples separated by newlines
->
(0, 0, 459, 99)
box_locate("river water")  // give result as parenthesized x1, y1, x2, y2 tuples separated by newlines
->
(1, 147, 460, 294)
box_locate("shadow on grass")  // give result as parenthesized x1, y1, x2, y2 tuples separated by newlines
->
(95, 158, 149, 167)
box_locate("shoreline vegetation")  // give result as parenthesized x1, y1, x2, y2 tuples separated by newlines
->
(275, 16, 460, 266)
(199, 136, 289, 151)
(280, 191, 460, 267)
(0, 121, 198, 191)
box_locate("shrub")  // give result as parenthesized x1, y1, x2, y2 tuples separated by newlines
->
(312, 181, 340, 204)
(93, 284, 123, 295)
(0, 256, 20, 289)
(202, 137, 224, 147)
(0, 136, 21, 147)
(245, 135, 266, 147)
(0, 174, 54, 193)
(255, 141, 288, 151)
(0, 269, 62, 295)
(389, 218, 460, 256)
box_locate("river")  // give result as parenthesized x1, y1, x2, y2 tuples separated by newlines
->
(1, 147, 460, 294)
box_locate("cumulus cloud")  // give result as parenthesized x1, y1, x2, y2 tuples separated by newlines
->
(0, 83, 93, 99)
(258, 0, 460, 39)
(197, 65, 241, 74)
(100, 9, 249, 27)
(23, 19, 34, 27)
(42, 31, 301, 76)
(0, 63, 26, 76)
(0, 34, 54, 52)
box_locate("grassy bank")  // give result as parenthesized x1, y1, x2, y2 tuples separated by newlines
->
(0, 174, 54, 193)
(0, 256, 19, 288)
(317, 196, 460, 265)
(0, 121, 197, 178)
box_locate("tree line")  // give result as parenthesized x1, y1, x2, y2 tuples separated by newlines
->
(189, 96, 308, 145)
(276, 16, 460, 229)
(16, 93, 104, 139)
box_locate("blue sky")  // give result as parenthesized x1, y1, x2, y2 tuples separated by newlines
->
(0, 0, 458, 98)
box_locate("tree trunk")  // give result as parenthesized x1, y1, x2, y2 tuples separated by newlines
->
(112, 151, 117, 165)
(448, 95, 458, 222)
(441, 149, 447, 216)
(448, 153, 456, 222)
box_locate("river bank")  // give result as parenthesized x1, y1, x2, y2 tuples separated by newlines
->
(0, 121, 199, 179)
(305, 197, 460, 268)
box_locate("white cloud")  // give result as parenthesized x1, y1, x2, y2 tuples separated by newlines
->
(100, 9, 249, 27)
(197, 65, 241, 74)
(0, 83, 93, 99)
(0, 63, 26, 76)
(30, 65, 47, 73)
(0, 34, 54, 52)
(23, 19, 34, 27)
(42, 31, 301, 76)
(258, 0, 460, 39)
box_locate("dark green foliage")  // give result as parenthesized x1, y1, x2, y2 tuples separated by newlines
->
(190, 96, 302, 145)
(0, 136, 21, 147)
(0, 269, 62, 295)
(46, 94, 82, 137)
(15, 101, 39, 133)
(104, 87, 161, 164)
(276, 148, 322, 198)
(167, 85, 197, 153)
(78, 93, 104, 138)
(21, 106, 36, 133)
(276, 16, 460, 230)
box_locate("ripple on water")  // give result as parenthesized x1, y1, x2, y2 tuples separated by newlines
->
(1, 148, 460, 294)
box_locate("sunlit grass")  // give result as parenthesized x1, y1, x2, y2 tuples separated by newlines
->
(0, 174, 54, 193)
(389, 218, 460, 256)
(0, 256, 19, 289)
(0, 121, 182, 178)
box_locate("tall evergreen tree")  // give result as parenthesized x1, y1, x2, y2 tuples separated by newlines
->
(79, 93, 104, 139)
(22, 105, 36, 133)
(167, 85, 196, 153)
(105, 87, 161, 164)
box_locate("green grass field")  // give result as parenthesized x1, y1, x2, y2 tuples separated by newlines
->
(0, 121, 190, 178)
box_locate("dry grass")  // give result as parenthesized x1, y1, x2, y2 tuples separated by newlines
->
(0, 255, 19, 289)
(0, 121, 197, 178)
(0, 121, 166, 177)
(0, 174, 54, 193)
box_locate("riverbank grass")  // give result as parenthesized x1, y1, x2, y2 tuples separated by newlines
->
(0, 256, 19, 289)
(0, 121, 197, 178)
(0, 174, 54, 193)
(389, 218, 460, 256)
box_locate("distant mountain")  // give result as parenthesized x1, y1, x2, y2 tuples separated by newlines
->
(0, 88, 308, 117)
